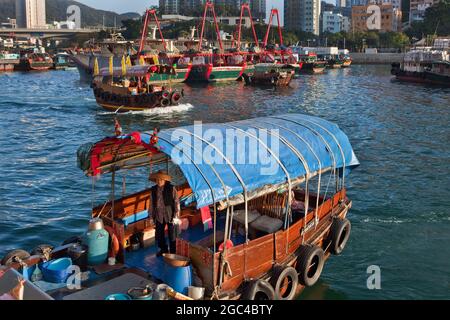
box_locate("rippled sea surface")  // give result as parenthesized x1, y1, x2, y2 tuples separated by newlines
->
(0, 66, 449, 299)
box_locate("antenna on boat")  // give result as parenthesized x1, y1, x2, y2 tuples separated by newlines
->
(139, 9, 167, 55)
(198, 1, 223, 52)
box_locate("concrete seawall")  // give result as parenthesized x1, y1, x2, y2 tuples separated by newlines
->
(350, 53, 405, 64)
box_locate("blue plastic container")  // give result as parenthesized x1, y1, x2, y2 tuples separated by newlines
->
(163, 264, 192, 295)
(86, 228, 109, 266)
(105, 293, 132, 300)
(41, 258, 72, 283)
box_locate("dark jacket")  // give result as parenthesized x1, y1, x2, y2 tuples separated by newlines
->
(150, 182, 178, 224)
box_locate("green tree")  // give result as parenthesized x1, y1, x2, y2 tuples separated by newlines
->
(121, 19, 142, 40)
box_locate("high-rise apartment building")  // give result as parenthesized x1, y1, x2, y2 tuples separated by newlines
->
(284, 0, 321, 35)
(15, 0, 46, 28)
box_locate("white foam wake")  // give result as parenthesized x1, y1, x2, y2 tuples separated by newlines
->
(97, 103, 194, 116)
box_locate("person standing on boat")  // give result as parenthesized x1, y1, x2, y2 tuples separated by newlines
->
(149, 170, 180, 257)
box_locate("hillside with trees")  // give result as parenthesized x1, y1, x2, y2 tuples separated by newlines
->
(0, 0, 140, 27)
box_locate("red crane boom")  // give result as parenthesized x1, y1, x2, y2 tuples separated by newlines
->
(138, 9, 166, 54)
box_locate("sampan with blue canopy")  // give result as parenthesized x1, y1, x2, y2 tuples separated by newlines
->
(78, 113, 359, 209)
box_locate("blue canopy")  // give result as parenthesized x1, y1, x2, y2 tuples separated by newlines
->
(139, 113, 359, 209)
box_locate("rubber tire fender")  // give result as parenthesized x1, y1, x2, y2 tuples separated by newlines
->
(161, 90, 170, 99)
(160, 97, 170, 107)
(327, 218, 351, 255)
(241, 279, 275, 300)
(1, 249, 31, 266)
(296, 245, 325, 287)
(170, 91, 182, 104)
(269, 265, 298, 300)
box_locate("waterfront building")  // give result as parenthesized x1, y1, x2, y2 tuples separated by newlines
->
(351, 2, 402, 32)
(284, 0, 321, 36)
(322, 11, 344, 33)
(15, 0, 46, 29)
(336, 0, 346, 7)
(159, 0, 205, 15)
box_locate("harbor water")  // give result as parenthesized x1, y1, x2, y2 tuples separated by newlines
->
(0, 66, 449, 299)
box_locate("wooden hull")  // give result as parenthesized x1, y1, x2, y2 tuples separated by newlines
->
(392, 69, 450, 87)
(243, 71, 295, 87)
(0, 60, 18, 72)
(299, 62, 327, 74)
(14, 59, 53, 71)
(93, 88, 183, 113)
(341, 60, 352, 68)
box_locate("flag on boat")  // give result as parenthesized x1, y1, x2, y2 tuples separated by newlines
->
(139, 55, 145, 66)
(121, 56, 127, 76)
(108, 56, 113, 75)
(126, 55, 132, 67)
(93, 57, 99, 76)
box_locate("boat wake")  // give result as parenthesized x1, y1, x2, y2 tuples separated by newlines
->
(97, 103, 194, 116)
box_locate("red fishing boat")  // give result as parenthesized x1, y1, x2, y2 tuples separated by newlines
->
(14, 51, 53, 72)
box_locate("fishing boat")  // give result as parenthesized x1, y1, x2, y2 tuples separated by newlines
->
(242, 63, 296, 86)
(339, 50, 352, 68)
(391, 49, 450, 86)
(91, 64, 184, 113)
(0, 114, 359, 300)
(14, 51, 53, 71)
(184, 1, 249, 83)
(53, 53, 76, 70)
(291, 48, 327, 74)
(136, 9, 192, 84)
(0, 52, 19, 72)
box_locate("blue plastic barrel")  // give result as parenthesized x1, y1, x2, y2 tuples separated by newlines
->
(41, 258, 72, 283)
(86, 220, 109, 266)
(163, 265, 192, 295)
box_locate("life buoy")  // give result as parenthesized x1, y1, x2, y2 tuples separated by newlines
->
(327, 218, 351, 255)
(170, 91, 182, 104)
(160, 97, 170, 107)
(241, 279, 275, 300)
(269, 265, 298, 300)
(295, 245, 324, 287)
(104, 225, 120, 258)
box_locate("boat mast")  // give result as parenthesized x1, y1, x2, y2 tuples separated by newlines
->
(263, 8, 283, 48)
(198, 1, 223, 52)
(236, 3, 259, 51)
(138, 9, 167, 55)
